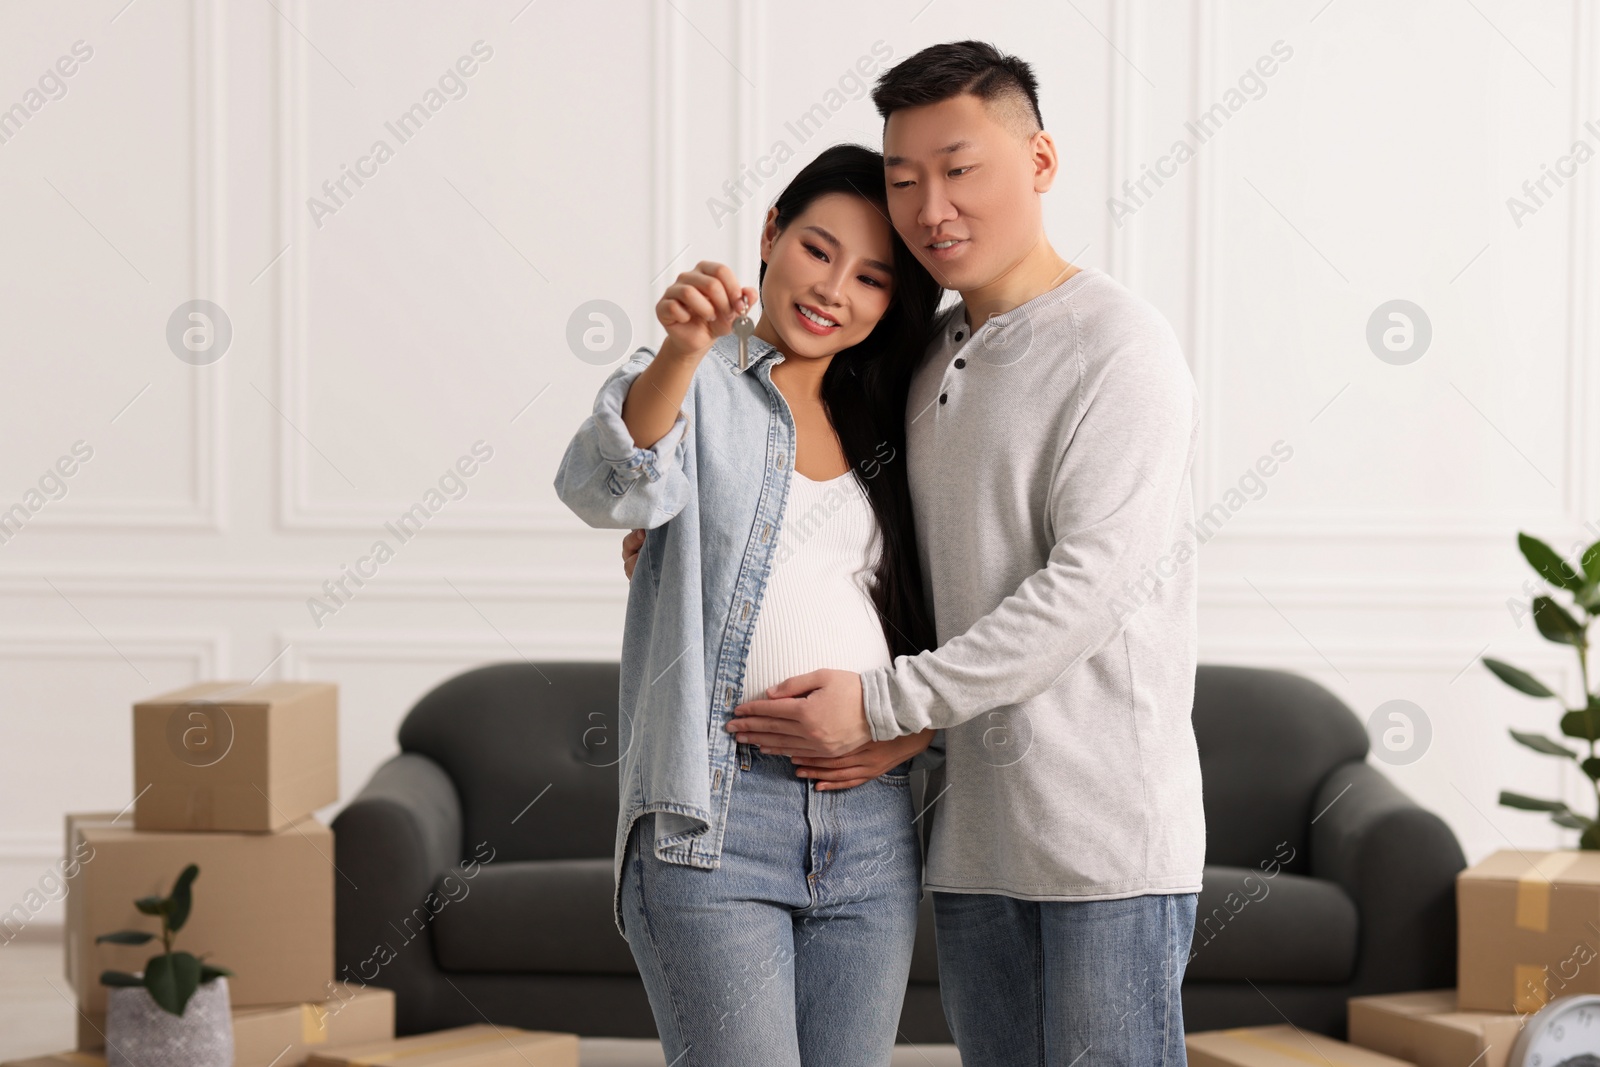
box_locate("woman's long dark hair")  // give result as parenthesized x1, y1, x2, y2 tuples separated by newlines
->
(757, 143, 942, 661)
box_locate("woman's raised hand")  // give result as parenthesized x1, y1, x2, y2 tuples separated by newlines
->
(619, 263, 751, 454)
(655, 261, 758, 359)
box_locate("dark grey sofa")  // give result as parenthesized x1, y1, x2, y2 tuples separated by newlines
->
(331, 662, 1463, 1041)
(1182, 666, 1464, 1036)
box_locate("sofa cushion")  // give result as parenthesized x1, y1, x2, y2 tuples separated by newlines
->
(1192, 665, 1369, 873)
(1185, 865, 1358, 983)
(429, 862, 1357, 986)
(431, 859, 638, 976)
(399, 662, 624, 864)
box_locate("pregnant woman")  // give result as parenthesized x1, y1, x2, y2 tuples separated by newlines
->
(554, 143, 942, 1066)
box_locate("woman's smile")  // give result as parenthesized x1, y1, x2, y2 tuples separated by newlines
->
(793, 302, 842, 336)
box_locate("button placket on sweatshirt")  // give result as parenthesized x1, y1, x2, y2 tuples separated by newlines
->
(937, 317, 974, 411)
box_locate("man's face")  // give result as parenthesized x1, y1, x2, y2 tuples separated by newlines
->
(882, 93, 1050, 294)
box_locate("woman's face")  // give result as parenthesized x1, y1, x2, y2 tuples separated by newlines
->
(754, 192, 896, 362)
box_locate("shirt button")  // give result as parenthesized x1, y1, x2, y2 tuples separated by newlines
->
(954, 358, 966, 369)
(939, 393, 948, 404)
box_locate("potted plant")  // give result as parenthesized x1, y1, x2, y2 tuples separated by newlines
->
(97, 863, 235, 1066)
(1483, 531, 1600, 846)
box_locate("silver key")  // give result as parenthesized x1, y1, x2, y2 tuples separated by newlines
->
(732, 299, 755, 369)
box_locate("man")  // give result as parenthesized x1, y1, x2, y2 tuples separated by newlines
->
(629, 40, 1204, 1067)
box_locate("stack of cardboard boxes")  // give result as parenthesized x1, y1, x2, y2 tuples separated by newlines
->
(12, 680, 400, 1066)
(1187, 849, 1600, 1065)
(8, 680, 580, 1067)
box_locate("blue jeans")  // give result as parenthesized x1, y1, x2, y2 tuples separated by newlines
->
(619, 746, 922, 1067)
(933, 889, 1199, 1066)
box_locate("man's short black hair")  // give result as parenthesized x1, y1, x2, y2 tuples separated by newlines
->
(871, 40, 1043, 142)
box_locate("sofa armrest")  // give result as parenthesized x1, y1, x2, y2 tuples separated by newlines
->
(1308, 760, 1465, 992)
(331, 752, 464, 1027)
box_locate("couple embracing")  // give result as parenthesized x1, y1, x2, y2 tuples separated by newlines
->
(556, 39, 1206, 1067)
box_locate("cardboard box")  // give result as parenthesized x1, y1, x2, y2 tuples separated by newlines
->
(1457, 849, 1600, 1011)
(63, 810, 334, 1019)
(304, 1025, 579, 1067)
(1, 1055, 105, 1067)
(74, 982, 394, 1062)
(1347, 989, 1525, 1067)
(235, 983, 396, 1066)
(134, 681, 338, 832)
(1187, 1025, 1416, 1067)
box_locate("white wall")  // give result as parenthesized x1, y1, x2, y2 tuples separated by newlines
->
(0, 0, 1596, 928)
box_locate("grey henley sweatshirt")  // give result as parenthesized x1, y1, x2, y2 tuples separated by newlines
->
(860, 266, 1206, 901)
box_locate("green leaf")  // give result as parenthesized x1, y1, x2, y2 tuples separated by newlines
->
(99, 970, 145, 988)
(198, 963, 234, 982)
(1582, 822, 1600, 850)
(1533, 596, 1586, 646)
(1483, 657, 1558, 698)
(1564, 708, 1600, 743)
(1582, 757, 1600, 781)
(134, 896, 168, 917)
(165, 864, 199, 934)
(1500, 790, 1571, 812)
(1581, 539, 1600, 586)
(1521, 533, 1586, 592)
(1510, 729, 1577, 758)
(1578, 581, 1600, 612)
(94, 930, 154, 946)
(1553, 810, 1594, 830)
(144, 950, 202, 1016)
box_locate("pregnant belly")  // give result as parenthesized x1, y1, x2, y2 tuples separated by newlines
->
(740, 577, 891, 702)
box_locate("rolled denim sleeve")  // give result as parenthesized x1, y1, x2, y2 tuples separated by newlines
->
(553, 347, 693, 530)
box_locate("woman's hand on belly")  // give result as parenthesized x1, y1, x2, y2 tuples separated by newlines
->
(789, 729, 937, 791)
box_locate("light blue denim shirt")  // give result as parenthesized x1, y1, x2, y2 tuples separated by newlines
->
(554, 329, 937, 937)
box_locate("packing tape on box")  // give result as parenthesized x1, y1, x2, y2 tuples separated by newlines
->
(1219, 1028, 1371, 1065)
(303, 1002, 330, 1044)
(1516, 851, 1582, 931)
(1515, 963, 1552, 1013)
(339, 1029, 510, 1064)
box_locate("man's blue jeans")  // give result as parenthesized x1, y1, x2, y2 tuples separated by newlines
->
(620, 747, 922, 1066)
(934, 888, 1199, 1066)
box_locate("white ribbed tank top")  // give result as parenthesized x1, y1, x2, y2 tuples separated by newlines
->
(741, 468, 892, 702)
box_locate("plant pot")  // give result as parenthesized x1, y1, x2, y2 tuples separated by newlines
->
(105, 974, 233, 1067)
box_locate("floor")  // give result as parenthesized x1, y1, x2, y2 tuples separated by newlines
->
(0, 931, 963, 1066)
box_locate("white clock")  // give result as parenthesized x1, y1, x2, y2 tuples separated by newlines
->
(1509, 994, 1600, 1066)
